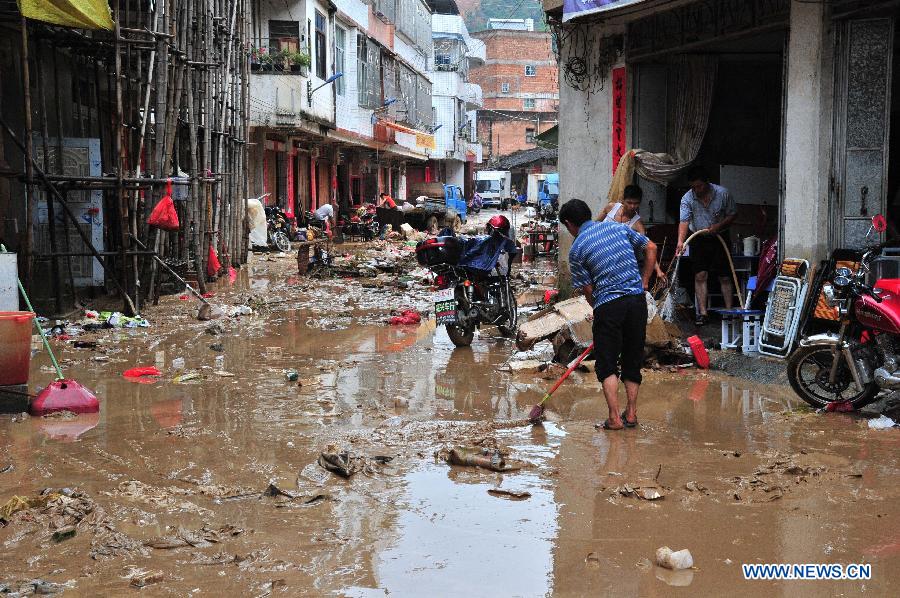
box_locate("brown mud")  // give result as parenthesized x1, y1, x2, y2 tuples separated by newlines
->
(2, 248, 899, 596)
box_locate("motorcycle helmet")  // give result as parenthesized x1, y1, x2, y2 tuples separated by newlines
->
(486, 214, 511, 238)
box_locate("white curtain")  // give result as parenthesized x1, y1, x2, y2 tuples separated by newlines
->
(633, 55, 718, 184)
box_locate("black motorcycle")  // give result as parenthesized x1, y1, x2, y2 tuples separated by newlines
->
(264, 206, 291, 252)
(415, 232, 519, 347)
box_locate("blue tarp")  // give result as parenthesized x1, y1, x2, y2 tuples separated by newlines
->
(563, 0, 647, 22)
(458, 235, 518, 274)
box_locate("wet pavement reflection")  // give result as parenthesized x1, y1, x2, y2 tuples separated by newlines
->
(2, 262, 900, 596)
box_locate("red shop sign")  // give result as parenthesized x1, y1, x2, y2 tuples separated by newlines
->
(612, 67, 627, 175)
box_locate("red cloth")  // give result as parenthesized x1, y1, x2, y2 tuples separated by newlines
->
(122, 366, 161, 378)
(147, 179, 180, 231)
(207, 245, 222, 278)
(389, 309, 421, 326)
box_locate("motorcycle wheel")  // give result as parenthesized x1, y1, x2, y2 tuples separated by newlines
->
(498, 281, 519, 337)
(787, 345, 879, 409)
(446, 324, 475, 347)
(272, 230, 291, 253)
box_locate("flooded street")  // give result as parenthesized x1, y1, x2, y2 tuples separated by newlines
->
(2, 252, 900, 596)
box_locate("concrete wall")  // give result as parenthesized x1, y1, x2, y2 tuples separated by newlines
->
(555, 30, 621, 295)
(334, 16, 375, 139)
(783, 1, 832, 262)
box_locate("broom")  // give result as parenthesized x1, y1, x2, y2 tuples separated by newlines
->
(528, 343, 594, 423)
(657, 230, 744, 322)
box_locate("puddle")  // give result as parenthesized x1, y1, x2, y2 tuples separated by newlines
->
(2, 253, 899, 595)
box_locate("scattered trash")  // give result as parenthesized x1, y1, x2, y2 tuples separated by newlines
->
(389, 309, 421, 326)
(73, 340, 98, 349)
(656, 546, 694, 570)
(446, 447, 522, 473)
(143, 524, 244, 549)
(129, 570, 165, 588)
(487, 488, 531, 500)
(285, 370, 299, 382)
(205, 323, 225, 335)
(868, 415, 897, 430)
(316, 452, 393, 478)
(585, 552, 601, 569)
(209, 342, 225, 351)
(615, 483, 667, 501)
(318, 452, 361, 478)
(510, 340, 555, 363)
(172, 357, 185, 370)
(122, 366, 162, 378)
(52, 525, 77, 542)
(229, 305, 253, 317)
(173, 371, 201, 383)
(825, 400, 855, 413)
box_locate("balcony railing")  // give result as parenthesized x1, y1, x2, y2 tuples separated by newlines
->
(249, 37, 310, 75)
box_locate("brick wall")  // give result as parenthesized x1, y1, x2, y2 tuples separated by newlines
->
(468, 29, 558, 160)
(477, 117, 556, 161)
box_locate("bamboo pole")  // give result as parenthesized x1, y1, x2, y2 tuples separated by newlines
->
(35, 42, 63, 314)
(20, 16, 35, 294)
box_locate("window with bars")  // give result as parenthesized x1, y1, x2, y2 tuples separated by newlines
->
(315, 11, 327, 80)
(357, 34, 368, 107)
(525, 64, 536, 77)
(500, 82, 510, 93)
(523, 98, 536, 109)
(525, 128, 535, 143)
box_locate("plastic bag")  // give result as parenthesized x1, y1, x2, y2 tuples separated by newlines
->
(207, 244, 222, 278)
(147, 180, 180, 231)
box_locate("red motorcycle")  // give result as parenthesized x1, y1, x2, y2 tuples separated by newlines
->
(788, 216, 900, 409)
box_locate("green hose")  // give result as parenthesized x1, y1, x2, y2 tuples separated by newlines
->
(1, 244, 64, 380)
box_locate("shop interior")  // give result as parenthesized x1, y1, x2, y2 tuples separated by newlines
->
(631, 30, 786, 308)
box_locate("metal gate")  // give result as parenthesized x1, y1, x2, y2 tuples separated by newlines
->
(831, 18, 894, 249)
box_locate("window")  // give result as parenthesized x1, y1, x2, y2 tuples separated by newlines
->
(523, 98, 536, 109)
(525, 127, 535, 143)
(334, 26, 346, 95)
(525, 64, 536, 77)
(269, 19, 300, 43)
(357, 34, 368, 107)
(500, 82, 510, 94)
(435, 53, 451, 69)
(315, 11, 327, 80)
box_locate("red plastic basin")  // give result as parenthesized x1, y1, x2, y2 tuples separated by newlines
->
(0, 311, 34, 385)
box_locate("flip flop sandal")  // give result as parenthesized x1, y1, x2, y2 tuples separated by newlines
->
(595, 419, 624, 431)
(621, 411, 638, 428)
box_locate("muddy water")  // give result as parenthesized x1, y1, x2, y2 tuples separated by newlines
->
(2, 264, 900, 595)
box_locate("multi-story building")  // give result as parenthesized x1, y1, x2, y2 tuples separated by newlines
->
(468, 23, 558, 165)
(248, 0, 438, 219)
(408, 0, 484, 199)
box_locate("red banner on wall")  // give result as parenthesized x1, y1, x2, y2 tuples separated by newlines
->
(612, 67, 627, 175)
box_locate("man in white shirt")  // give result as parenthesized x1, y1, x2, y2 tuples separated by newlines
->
(314, 202, 335, 228)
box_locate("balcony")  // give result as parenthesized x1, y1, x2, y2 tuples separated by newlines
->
(249, 38, 310, 76)
(462, 82, 483, 110)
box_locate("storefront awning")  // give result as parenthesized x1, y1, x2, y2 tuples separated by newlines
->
(563, 0, 647, 23)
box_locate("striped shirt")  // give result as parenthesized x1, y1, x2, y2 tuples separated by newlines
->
(569, 220, 648, 308)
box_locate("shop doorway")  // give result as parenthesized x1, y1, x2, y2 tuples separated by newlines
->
(832, 16, 896, 249)
(631, 30, 786, 257)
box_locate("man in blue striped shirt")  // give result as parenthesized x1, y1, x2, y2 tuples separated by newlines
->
(560, 198, 658, 431)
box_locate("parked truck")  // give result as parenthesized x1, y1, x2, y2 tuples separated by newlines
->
(526, 172, 559, 218)
(474, 170, 512, 209)
(377, 182, 467, 233)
